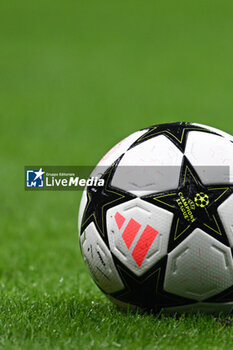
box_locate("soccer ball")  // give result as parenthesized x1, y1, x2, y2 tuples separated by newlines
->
(78, 122, 233, 313)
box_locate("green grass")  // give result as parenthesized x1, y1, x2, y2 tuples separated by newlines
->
(1, 0, 233, 348)
(2, 296, 233, 350)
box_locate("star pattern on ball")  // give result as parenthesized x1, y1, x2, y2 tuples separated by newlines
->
(129, 122, 221, 153)
(81, 162, 136, 246)
(142, 156, 233, 251)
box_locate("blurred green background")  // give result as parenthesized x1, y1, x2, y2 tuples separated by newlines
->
(0, 0, 233, 348)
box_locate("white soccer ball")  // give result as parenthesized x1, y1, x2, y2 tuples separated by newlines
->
(78, 122, 233, 313)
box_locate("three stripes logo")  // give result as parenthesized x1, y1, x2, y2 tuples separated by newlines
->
(114, 212, 159, 267)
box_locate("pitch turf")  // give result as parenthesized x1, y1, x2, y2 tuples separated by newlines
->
(1, 0, 233, 349)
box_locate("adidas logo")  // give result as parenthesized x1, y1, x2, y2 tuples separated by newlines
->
(114, 212, 159, 267)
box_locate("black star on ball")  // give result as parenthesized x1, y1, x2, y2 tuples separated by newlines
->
(142, 156, 233, 251)
(129, 122, 221, 153)
(81, 162, 136, 247)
